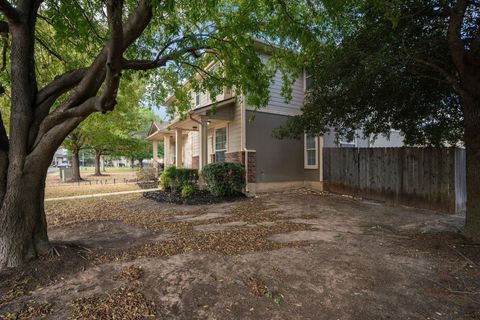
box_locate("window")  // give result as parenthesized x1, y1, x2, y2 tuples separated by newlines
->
(304, 68, 313, 91)
(215, 127, 227, 162)
(195, 92, 200, 106)
(339, 137, 356, 148)
(304, 134, 318, 169)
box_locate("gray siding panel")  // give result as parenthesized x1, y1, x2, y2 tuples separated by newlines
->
(246, 111, 307, 182)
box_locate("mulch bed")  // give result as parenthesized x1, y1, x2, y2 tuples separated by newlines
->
(136, 181, 160, 189)
(143, 189, 246, 205)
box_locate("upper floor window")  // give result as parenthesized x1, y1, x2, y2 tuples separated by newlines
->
(215, 127, 227, 162)
(339, 137, 356, 147)
(304, 68, 313, 91)
(304, 134, 318, 169)
(195, 92, 200, 106)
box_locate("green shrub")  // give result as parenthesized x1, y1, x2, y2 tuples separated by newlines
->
(180, 185, 194, 198)
(160, 166, 199, 192)
(159, 166, 177, 190)
(201, 162, 245, 197)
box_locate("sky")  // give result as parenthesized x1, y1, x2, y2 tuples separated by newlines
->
(152, 105, 169, 122)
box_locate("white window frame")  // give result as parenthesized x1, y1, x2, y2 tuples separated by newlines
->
(339, 137, 357, 147)
(214, 127, 228, 161)
(304, 68, 313, 92)
(304, 134, 318, 169)
(195, 92, 201, 106)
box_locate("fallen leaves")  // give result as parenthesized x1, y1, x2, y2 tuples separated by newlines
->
(246, 276, 284, 306)
(69, 287, 156, 320)
(247, 277, 268, 297)
(114, 265, 144, 281)
(0, 303, 52, 319)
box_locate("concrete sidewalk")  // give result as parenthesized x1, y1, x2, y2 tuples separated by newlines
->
(45, 188, 161, 202)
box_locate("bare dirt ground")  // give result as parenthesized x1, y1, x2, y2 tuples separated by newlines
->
(0, 189, 479, 319)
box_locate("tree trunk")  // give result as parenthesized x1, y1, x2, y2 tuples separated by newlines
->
(71, 149, 82, 181)
(139, 159, 144, 168)
(0, 167, 51, 268)
(130, 157, 134, 168)
(102, 156, 106, 172)
(94, 150, 102, 176)
(463, 95, 480, 242)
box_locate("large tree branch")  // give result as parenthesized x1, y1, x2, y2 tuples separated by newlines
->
(36, 68, 89, 107)
(25, 115, 88, 173)
(121, 46, 209, 71)
(28, 68, 89, 148)
(31, 1, 153, 152)
(0, 0, 20, 24)
(445, 0, 468, 74)
(97, 0, 124, 113)
(55, 0, 153, 114)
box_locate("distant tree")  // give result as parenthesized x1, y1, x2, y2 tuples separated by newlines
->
(116, 129, 163, 168)
(88, 87, 156, 175)
(275, 0, 480, 241)
(63, 129, 86, 181)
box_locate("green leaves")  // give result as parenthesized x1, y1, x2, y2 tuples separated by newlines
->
(275, 0, 463, 147)
(201, 162, 245, 197)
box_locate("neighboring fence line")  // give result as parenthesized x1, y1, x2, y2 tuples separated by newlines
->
(323, 147, 466, 213)
(46, 179, 158, 188)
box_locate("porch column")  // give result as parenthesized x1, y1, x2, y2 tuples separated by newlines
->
(175, 128, 183, 168)
(164, 135, 171, 167)
(152, 141, 159, 168)
(199, 115, 208, 170)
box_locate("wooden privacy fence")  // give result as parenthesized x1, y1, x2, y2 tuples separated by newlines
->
(323, 147, 466, 213)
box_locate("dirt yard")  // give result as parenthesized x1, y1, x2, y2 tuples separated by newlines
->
(0, 189, 479, 319)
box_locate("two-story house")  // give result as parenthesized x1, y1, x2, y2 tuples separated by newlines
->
(147, 40, 405, 193)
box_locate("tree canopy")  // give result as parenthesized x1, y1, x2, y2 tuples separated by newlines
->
(274, 0, 464, 146)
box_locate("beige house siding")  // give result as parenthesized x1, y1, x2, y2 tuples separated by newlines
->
(246, 54, 304, 116)
(190, 131, 199, 157)
(183, 134, 192, 168)
(178, 103, 243, 168)
(228, 104, 242, 152)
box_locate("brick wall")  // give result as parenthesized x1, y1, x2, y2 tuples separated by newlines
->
(191, 156, 199, 169)
(225, 151, 256, 183)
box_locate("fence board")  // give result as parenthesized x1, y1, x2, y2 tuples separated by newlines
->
(323, 147, 466, 213)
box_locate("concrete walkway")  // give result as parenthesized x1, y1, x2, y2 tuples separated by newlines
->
(45, 188, 161, 202)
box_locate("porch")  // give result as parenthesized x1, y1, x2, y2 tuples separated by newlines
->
(146, 98, 240, 171)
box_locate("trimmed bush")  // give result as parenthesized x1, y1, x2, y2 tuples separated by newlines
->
(201, 162, 245, 197)
(160, 166, 199, 192)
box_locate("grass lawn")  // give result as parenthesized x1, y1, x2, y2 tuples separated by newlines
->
(45, 167, 147, 198)
(0, 189, 478, 319)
